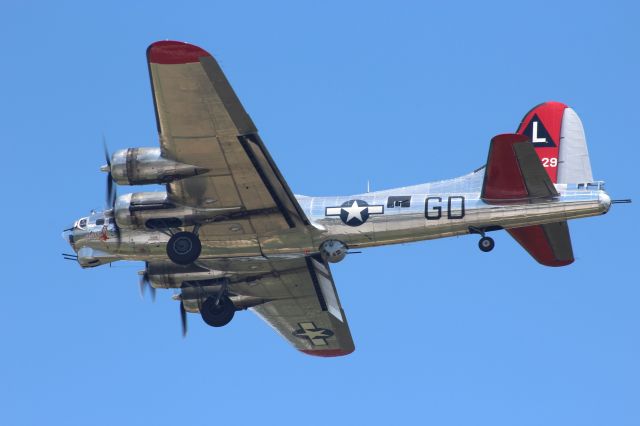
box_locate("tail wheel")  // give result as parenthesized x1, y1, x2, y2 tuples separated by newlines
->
(167, 231, 201, 265)
(200, 296, 235, 327)
(478, 236, 495, 252)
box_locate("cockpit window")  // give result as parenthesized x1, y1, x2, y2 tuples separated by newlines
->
(96, 219, 105, 226)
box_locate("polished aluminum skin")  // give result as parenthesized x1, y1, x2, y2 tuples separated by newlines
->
(62, 40, 619, 356)
(65, 169, 611, 268)
(105, 147, 207, 185)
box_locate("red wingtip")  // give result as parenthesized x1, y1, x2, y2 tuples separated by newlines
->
(300, 348, 355, 358)
(147, 40, 210, 64)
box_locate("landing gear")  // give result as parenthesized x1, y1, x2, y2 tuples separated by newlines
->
(166, 231, 201, 265)
(469, 226, 496, 253)
(478, 236, 495, 252)
(200, 295, 235, 327)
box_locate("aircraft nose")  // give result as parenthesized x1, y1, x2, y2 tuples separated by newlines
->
(62, 229, 75, 248)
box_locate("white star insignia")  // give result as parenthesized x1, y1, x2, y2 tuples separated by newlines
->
(343, 200, 367, 223)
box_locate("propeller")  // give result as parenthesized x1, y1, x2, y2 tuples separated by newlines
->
(102, 138, 122, 247)
(102, 137, 116, 207)
(180, 300, 188, 337)
(138, 262, 156, 302)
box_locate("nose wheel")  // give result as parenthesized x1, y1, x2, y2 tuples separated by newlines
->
(166, 231, 202, 265)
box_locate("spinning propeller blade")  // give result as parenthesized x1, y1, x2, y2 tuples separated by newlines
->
(138, 263, 156, 302)
(102, 137, 116, 207)
(180, 300, 188, 337)
(102, 138, 122, 247)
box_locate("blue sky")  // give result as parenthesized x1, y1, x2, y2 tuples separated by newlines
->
(1, 1, 638, 425)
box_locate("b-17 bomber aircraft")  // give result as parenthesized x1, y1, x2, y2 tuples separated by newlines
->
(63, 40, 627, 357)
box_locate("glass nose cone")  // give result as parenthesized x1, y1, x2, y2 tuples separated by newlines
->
(62, 230, 74, 246)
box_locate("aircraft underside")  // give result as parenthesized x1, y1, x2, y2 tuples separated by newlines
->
(63, 41, 624, 356)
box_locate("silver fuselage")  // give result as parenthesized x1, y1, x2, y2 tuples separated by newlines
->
(66, 170, 611, 268)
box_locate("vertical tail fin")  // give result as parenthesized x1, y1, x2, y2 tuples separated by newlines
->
(491, 101, 593, 267)
(516, 101, 593, 184)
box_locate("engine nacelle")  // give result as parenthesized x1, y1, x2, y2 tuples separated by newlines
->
(114, 192, 237, 229)
(319, 240, 348, 263)
(107, 147, 207, 185)
(146, 262, 227, 288)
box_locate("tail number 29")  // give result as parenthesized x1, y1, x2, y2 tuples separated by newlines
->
(541, 157, 557, 168)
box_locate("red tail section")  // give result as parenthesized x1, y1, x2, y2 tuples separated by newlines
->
(481, 133, 557, 204)
(508, 223, 574, 267)
(481, 115, 575, 267)
(482, 133, 531, 202)
(516, 101, 567, 183)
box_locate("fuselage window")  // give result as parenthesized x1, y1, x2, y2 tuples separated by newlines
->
(95, 219, 105, 226)
(387, 196, 411, 208)
(78, 218, 87, 228)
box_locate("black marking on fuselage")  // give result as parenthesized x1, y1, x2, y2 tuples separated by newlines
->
(447, 196, 465, 219)
(387, 196, 411, 208)
(425, 196, 466, 220)
(425, 196, 442, 220)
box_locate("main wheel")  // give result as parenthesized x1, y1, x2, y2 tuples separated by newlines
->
(200, 296, 235, 327)
(166, 231, 202, 265)
(478, 236, 495, 252)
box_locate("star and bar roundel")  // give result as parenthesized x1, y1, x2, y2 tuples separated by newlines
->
(325, 199, 384, 226)
(293, 322, 334, 346)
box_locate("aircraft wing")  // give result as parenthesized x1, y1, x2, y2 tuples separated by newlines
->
(146, 41, 310, 236)
(194, 255, 355, 357)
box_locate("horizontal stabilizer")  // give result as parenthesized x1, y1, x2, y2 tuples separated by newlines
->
(507, 222, 574, 267)
(481, 133, 558, 204)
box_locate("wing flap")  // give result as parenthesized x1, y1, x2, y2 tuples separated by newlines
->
(248, 256, 354, 356)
